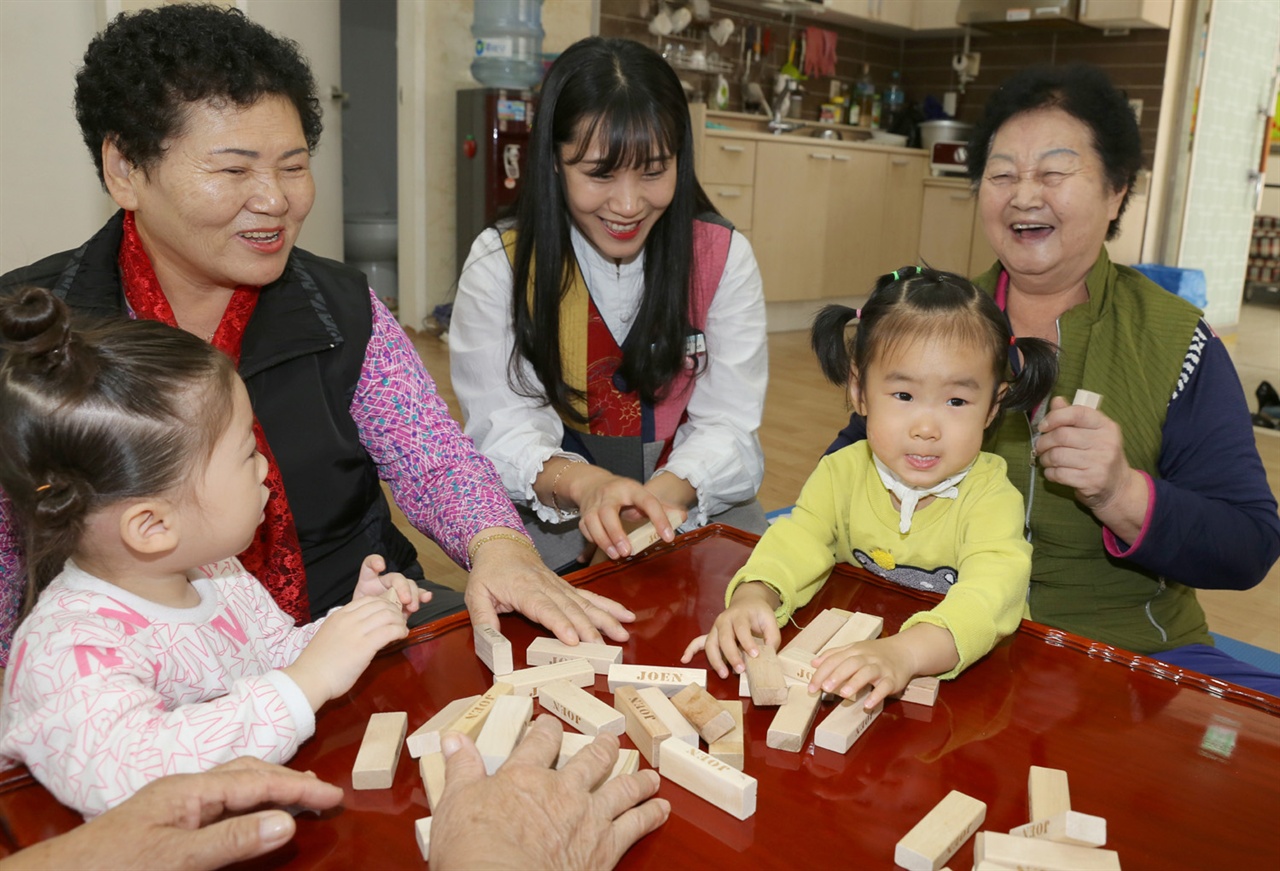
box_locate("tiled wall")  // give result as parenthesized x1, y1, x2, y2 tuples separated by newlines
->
(903, 28, 1168, 168)
(599, 1, 1168, 168)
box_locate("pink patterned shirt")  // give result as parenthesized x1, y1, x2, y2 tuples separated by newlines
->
(0, 291, 524, 665)
(0, 558, 321, 818)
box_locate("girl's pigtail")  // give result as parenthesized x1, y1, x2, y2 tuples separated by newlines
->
(811, 304, 860, 386)
(1003, 336, 1060, 413)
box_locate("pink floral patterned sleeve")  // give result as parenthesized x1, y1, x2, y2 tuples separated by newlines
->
(351, 291, 527, 567)
(0, 490, 23, 666)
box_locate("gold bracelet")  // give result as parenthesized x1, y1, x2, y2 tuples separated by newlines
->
(550, 457, 586, 516)
(468, 531, 538, 565)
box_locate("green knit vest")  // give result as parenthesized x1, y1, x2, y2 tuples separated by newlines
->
(976, 249, 1210, 653)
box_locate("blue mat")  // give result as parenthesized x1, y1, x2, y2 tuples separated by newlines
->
(1210, 632, 1280, 675)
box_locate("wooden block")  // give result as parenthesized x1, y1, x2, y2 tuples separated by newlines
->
(504, 659, 595, 697)
(817, 611, 884, 653)
(475, 694, 533, 775)
(448, 682, 515, 740)
(419, 751, 446, 812)
(1073, 388, 1103, 409)
(739, 670, 751, 697)
(975, 831, 1121, 870)
(777, 646, 817, 684)
(894, 790, 987, 871)
(899, 676, 940, 707)
(814, 690, 883, 754)
(708, 700, 745, 770)
(607, 663, 706, 696)
(657, 737, 758, 820)
(1009, 809, 1107, 848)
(414, 817, 432, 861)
(472, 623, 513, 675)
(608, 747, 641, 781)
(526, 636, 623, 674)
(766, 684, 821, 752)
(637, 687, 698, 751)
(538, 679, 625, 736)
(556, 731, 596, 769)
(1028, 766, 1071, 821)
(623, 507, 686, 556)
(613, 685, 672, 766)
(742, 645, 789, 706)
(671, 683, 736, 743)
(406, 694, 480, 758)
(351, 711, 408, 790)
(781, 609, 850, 658)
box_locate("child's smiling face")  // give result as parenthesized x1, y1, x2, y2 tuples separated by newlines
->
(851, 334, 1001, 490)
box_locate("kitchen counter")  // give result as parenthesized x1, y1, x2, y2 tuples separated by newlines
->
(705, 109, 924, 157)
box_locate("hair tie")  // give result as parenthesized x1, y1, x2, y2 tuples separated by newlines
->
(35, 484, 51, 493)
(1009, 336, 1017, 346)
(855, 308, 862, 319)
(891, 270, 900, 281)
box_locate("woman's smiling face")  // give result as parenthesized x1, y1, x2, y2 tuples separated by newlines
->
(977, 107, 1126, 294)
(558, 125, 677, 265)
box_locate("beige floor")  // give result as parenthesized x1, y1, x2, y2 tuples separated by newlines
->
(401, 300, 1280, 653)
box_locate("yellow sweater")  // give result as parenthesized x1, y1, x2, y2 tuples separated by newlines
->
(726, 441, 1030, 677)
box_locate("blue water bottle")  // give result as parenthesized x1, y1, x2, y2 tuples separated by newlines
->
(471, 0, 545, 89)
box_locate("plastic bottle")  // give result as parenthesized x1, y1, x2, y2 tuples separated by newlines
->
(855, 63, 875, 129)
(471, 0, 545, 89)
(883, 70, 905, 132)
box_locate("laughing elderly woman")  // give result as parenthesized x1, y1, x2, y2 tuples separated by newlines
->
(830, 65, 1280, 694)
(0, 4, 634, 674)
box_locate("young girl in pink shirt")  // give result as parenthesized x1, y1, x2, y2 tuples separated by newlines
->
(0, 286, 427, 817)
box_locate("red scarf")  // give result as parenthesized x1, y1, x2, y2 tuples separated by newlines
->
(118, 212, 310, 622)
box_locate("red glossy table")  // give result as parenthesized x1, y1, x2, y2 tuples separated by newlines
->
(2, 525, 1278, 869)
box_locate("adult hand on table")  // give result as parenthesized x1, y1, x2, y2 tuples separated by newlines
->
(0, 757, 342, 871)
(431, 715, 669, 871)
(1035, 396, 1149, 543)
(466, 534, 635, 644)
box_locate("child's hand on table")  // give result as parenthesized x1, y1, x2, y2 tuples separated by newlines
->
(680, 581, 782, 679)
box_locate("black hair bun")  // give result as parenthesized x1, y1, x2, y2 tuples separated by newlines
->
(0, 286, 74, 371)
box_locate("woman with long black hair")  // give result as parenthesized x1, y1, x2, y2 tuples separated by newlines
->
(452, 37, 768, 573)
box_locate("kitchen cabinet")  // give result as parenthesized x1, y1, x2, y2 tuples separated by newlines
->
(701, 139, 757, 232)
(750, 138, 928, 302)
(912, 0, 962, 31)
(1080, 0, 1172, 29)
(918, 181, 997, 277)
(826, 0, 916, 29)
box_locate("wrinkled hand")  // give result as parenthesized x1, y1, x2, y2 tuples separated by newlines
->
(283, 595, 408, 710)
(352, 554, 431, 617)
(466, 538, 634, 645)
(430, 715, 669, 871)
(568, 466, 680, 560)
(0, 757, 342, 871)
(1035, 396, 1142, 512)
(680, 581, 781, 678)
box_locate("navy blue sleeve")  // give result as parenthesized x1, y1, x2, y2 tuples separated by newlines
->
(826, 412, 866, 455)
(1118, 323, 1280, 589)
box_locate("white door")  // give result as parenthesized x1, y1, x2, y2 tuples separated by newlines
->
(244, 0, 345, 261)
(1177, 0, 1280, 327)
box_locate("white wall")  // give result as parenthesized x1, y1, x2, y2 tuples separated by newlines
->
(0, 0, 113, 275)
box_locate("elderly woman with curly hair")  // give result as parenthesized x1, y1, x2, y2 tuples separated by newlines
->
(0, 3, 636, 675)
(830, 64, 1280, 694)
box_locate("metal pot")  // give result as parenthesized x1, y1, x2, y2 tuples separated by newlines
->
(919, 120, 973, 153)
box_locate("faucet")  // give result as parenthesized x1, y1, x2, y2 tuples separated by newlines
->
(768, 76, 805, 135)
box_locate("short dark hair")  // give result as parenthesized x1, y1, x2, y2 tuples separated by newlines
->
(505, 37, 716, 422)
(811, 267, 1058, 435)
(967, 64, 1141, 240)
(0, 287, 237, 609)
(75, 3, 322, 184)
